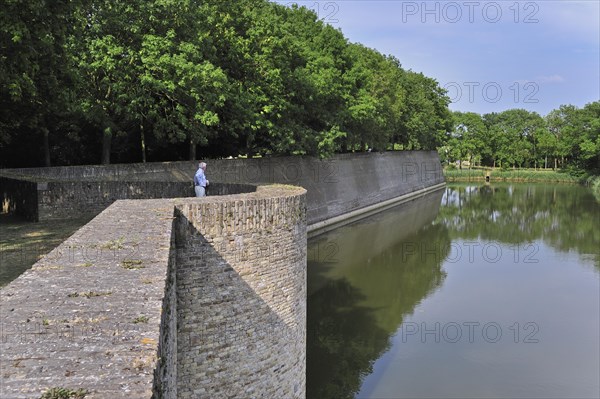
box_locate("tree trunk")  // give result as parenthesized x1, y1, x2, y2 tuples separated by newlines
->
(42, 128, 51, 167)
(532, 140, 536, 169)
(246, 135, 255, 158)
(102, 127, 112, 165)
(189, 140, 196, 161)
(544, 155, 547, 169)
(140, 121, 146, 163)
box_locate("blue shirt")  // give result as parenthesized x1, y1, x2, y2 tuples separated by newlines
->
(194, 168, 207, 187)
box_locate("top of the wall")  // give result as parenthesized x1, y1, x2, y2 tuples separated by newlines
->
(0, 161, 198, 182)
(0, 151, 441, 183)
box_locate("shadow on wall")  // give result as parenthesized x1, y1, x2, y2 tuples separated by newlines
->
(165, 209, 305, 399)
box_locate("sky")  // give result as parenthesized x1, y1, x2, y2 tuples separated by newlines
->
(273, 0, 600, 116)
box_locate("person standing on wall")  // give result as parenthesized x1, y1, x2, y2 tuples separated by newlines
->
(194, 162, 209, 197)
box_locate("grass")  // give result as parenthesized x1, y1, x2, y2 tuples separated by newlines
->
(443, 167, 581, 183)
(40, 387, 88, 399)
(122, 259, 144, 269)
(67, 291, 112, 299)
(0, 214, 93, 287)
(490, 169, 580, 183)
(443, 168, 485, 181)
(99, 237, 125, 250)
(133, 315, 149, 324)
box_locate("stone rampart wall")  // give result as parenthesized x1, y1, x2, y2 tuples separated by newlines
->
(0, 186, 307, 399)
(37, 181, 256, 221)
(0, 152, 445, 397)
(0, 178, 256, 221)
(1, 151, 444, 224)
(174, 187, 306, 398)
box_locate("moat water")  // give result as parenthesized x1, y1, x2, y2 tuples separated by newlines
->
(307, 183, 600, 398)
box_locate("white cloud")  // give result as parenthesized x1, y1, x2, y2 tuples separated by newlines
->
(536, 75, 565, 83)
(515, 75, 565, 86)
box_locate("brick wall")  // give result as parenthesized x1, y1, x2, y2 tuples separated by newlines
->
(36, 181, 256, 221)
(153, 227, 178, 398)
(0, 185, 307, 398)
(174, 186, 307, 398)
(0, 152, 444, 397)
(1, 151, 444, 224)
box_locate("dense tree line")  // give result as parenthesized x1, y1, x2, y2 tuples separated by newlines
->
(0, 0, 452, 167)
(441, 102, 600, 174)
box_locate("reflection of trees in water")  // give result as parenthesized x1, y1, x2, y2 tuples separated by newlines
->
(308, 184, 598, 399)
(307, 277, 388, 399)
(344, 223, 450, 332)
(307, 223, 450, 399)
(438, 184, 600, 268)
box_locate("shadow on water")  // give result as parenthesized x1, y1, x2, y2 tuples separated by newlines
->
(307, 190, 450, 399)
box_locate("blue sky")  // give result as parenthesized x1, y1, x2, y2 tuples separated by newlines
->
(273, 0, 600, 116)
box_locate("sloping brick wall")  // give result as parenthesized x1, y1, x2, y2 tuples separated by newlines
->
(174, 187, 306, 398)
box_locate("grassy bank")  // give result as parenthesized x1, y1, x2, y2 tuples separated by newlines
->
(490, 169, 580, 183)
(443, 168, 486, 182)
(444, 168, 580, 183)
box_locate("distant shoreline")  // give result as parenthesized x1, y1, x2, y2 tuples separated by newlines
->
(444, 168, 583, 184)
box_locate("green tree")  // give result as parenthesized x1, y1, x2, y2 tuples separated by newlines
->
(139, 29, 228, 160)
(575, 101, 600, 172)
(70, 1, 148, 164)
(1, 0, 460, 166)
(398, 71, 452, 150)
(482, 109, 542, 168)
(535, 126, 558, 169)
(1, 0, 80, 166)
(448, 111, 487, 168)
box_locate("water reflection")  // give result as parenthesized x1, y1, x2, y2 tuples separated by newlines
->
(438, 184, 599, 268)
(307, 189, 448, 399)
(307, 183, 599, 398)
